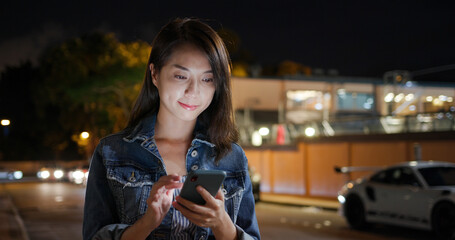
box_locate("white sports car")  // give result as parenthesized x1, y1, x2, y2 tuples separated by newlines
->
(337, 161, 455, 240)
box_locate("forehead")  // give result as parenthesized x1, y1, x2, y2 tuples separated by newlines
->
(166, 43, 209, 64)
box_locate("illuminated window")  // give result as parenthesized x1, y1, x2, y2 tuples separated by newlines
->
(286, 90, 330, 111)
(337, 91, 374, 111)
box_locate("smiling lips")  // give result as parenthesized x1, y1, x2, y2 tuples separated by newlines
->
(178, 101, 199, 111)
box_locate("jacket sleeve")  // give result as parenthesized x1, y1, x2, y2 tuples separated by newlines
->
(234, 152, 261, 240)
(83, 143, 130, 240)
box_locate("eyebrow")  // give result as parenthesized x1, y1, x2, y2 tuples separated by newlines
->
(172, 64, 212, 74)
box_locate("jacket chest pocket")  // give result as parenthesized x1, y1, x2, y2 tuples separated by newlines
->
(223, 171, 245, 223)
(106, 163, 157, 224)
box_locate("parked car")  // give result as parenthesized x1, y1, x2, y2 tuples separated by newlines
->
(0, 168, 23, 180)
(337, 161, 455, 239)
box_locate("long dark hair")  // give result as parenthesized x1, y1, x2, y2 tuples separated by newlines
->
(127, 18, 238, 161)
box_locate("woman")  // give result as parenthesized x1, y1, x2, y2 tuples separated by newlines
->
(83, 18, 260, 240)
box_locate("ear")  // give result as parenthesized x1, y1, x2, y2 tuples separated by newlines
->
(150, 63, 158, 87)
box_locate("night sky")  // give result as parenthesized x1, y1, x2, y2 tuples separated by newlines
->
(1, 0, 455, 79)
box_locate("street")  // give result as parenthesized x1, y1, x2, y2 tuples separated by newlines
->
(2, 181, 436, 240)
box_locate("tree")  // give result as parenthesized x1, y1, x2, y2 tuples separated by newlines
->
(35, 32, 151, 159)
(277, 60, 312, 76)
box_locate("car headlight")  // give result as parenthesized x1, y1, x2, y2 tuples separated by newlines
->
(54, 170, 64, 179)
(337, 195, 346, 204)
(13, 171, 23, 180)
(38, 170, 50, 179)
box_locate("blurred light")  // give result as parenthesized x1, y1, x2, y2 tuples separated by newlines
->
(72, 170, 85, 180)
(258, 127, 270, 136)
(394, 93, 404, 102)
(384, 93, 394, 102)
(305, 127, 316, 137)
(439, 95, 448, 101)
(324, 93, 331, 100)
(347, 182, 354, 189)
(405, 81, 413, 87)
(448, 97, 453, 103)
(405, 94, 414, 101)
(426, 96, 433, 102)
(409, 105, 416, 111)
(80, 131, 90, 139)
(1, 119, 10, 126)
(38, 170, 50, 179)
(252, 131, 262, 146)
(315, 103, 323, 110)
(337, 89, 346, 98)
(433, 98, 443, 106)
(252, 173, 261, 183)
(13, 171, 23, 179)
(55, 196, 64, 202)
(337, 195, 345, 204)
(363, 103, 371, 109)
(54, 169, 64, 179)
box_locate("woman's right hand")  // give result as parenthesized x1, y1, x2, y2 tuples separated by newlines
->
(144, 174, 183, 228)
(121, 174, 183, 240)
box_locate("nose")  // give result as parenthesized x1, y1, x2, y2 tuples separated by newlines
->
(184, 79, 199, 98)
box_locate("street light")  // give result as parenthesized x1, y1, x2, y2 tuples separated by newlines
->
(1, 119, 10, 126)
(80, 131, 90, 139)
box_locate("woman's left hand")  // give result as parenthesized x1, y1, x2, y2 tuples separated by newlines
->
(173, 187, 237, 240)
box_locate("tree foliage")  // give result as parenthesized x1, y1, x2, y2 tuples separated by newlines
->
(277, 60, 312, 76)
(34, 32, 150, 158)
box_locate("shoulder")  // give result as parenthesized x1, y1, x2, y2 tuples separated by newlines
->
(93, 129, 131, 158)
(216, 143, 248, 171)
(97, 127, 133, 146)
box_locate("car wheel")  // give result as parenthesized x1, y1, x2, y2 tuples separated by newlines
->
(432, 201, 455, 240)
(344, 194, 368, 229)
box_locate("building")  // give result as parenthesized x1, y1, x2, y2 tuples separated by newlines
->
(232, 74, 455, 147)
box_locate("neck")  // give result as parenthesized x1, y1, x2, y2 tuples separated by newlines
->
(154, 113, 196, 142)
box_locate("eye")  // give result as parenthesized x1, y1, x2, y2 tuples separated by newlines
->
(202, 78, 214, 83)
(175, 75, 187, 80)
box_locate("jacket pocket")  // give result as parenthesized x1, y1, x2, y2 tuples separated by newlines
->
(106, 161, 156, 224)
(223, 171, 246, 223)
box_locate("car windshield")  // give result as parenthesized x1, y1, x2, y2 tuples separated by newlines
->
(418, 167, 455, 186)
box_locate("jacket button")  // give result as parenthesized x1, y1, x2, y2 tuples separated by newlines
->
(128, 171, 136, 182)
(191, 165, 199, 171)
(191, 150, 198, 157)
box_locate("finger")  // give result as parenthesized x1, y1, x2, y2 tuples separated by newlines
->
(163, 181, 183, 190)
(196, 185, 216, 206)
(175, 195, 204, 212)
(215, 189, 224, 201)
(158, 174, 181, 183)
(173, 200, 206, 224)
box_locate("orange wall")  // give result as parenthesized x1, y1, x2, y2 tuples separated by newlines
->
(306, 143, 349, 197)
(245, 139, 455, 199)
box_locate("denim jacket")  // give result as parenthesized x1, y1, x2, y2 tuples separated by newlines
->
(83, 114, 260, 240)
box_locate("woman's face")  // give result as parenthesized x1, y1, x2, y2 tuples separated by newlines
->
(151, 43, 215, 123)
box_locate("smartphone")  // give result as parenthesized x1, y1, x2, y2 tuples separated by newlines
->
(179, 170, 226, 205)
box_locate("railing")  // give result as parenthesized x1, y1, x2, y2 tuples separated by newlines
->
(238, 112, 455, 147)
